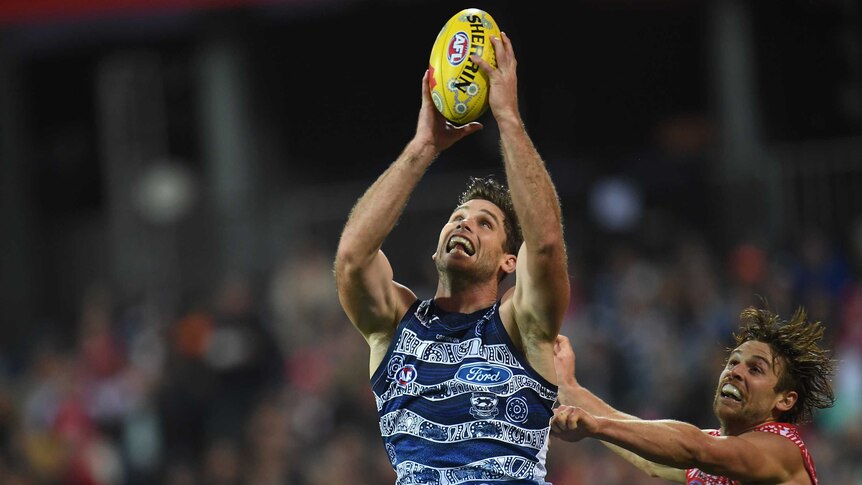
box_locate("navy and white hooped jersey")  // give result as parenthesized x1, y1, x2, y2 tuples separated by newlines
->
(371, 298, 558, 485)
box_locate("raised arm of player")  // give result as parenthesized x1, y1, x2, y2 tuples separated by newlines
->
(472, 33, 570, 381)
(335, 70, 482, 375)
(552, 407, 807, 483)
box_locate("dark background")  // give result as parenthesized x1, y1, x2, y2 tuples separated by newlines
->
(1, 0, 861, 483)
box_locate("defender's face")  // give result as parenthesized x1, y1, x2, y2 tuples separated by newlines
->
(433, 199, 511, 280)
(713, 340, 792, 433)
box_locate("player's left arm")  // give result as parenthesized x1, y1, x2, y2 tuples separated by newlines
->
(552, 406, 802, 482)
(473, 33, 570, 365)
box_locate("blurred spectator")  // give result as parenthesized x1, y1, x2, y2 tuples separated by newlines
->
(1, 211, 859, 484)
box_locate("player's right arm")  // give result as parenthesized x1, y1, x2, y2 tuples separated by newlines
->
(335, 71, 481, 373)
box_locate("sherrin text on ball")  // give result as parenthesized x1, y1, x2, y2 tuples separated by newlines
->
(428, 8, 501, 125)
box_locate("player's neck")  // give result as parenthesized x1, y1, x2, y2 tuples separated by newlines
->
(433, 281, 498, 314)
(720, 416, 777, 436)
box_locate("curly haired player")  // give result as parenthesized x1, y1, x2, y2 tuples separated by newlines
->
(551, 306, 836, 484)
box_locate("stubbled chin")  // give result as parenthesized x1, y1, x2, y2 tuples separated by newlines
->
(718, 398, 742, 409)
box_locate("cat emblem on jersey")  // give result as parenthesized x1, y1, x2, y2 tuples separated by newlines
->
(470, 391, 499, 419)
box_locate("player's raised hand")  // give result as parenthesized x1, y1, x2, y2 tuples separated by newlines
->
(415, 69, 482, 152)
(472, 32, 519, 124)
(554, 335, 578, 389)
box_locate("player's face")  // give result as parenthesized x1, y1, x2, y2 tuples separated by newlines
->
(433, 199, 512, 282)
(713, 340, 794, 434)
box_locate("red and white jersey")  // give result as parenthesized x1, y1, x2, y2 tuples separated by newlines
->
(685, 422, 818, 485)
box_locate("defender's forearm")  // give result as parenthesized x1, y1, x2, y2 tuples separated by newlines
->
(594, 417, 707, 469)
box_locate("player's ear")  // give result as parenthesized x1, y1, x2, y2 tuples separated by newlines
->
(501, 254, 516, 275)
(775, 390, 798, 413)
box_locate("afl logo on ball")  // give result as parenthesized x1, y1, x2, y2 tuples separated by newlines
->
(447, 32, 470, 66)
(395, 364, 417, 387)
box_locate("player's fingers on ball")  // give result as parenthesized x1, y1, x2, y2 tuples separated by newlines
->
(490, 35, 506, 62)
(499, 32, 512, 51)
(421, 70, 430, 95)
(455, 122, 482, 137)
(470, 54, 492, 74)
(496, 33, 513, 57)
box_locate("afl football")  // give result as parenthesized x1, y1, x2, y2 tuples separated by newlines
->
(428, 8, 501, 125)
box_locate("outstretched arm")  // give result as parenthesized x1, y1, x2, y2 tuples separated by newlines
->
(335, 71, 482, 372)
(474, 33, 569, 379)
(552, 406, 802, 483)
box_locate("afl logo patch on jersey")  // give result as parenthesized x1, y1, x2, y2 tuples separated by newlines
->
(447, 32, 470, 66)
(455, 362, 513, 385)
(395, 364, 418, 387)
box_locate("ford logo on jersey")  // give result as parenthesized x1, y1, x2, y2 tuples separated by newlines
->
(455, 362, 513, 385)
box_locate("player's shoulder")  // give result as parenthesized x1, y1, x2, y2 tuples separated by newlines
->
(736, 425, 808, 464)
(392, 281, 420, 319)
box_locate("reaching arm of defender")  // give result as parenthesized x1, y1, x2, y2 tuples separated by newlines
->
(473, 33, 569, 375)
(335, 71, 481, 358)
(551, 406, 803, 483)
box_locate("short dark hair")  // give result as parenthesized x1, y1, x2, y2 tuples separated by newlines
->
(733, 306, 836, 424)
(458, 176, 522, 256)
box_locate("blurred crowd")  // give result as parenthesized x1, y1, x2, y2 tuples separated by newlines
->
(0, 221, 861, 484)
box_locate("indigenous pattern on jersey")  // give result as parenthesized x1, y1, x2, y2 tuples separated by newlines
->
(685, 422, 818, 485)
(372, 299, 558, 485)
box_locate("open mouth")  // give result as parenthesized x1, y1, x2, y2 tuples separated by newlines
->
(447, 235, 475, 256)
(720, 383, 743, 402)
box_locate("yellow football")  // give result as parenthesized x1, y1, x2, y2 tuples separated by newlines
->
(428, 8, 501, 125)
